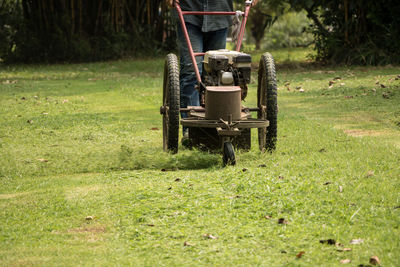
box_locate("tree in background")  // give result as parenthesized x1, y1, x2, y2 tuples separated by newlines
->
(289, 0, 400, 64)
(1, 0, 177, 62)
(244, 0, 287, 50)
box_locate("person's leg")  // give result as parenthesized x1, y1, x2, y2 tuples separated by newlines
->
(177, 23, 204, 117)
(203, 28, 228, 52)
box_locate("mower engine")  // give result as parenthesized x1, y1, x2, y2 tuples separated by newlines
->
(203, 50, 251, 100)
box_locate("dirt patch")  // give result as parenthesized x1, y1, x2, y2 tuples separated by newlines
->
(343, 129, 386, 137)
(0, 192, 28, 200)
(65, 185, 103, 200)
(68, 225, 106, 234)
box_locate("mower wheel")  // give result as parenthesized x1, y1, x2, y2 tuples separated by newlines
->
(162, 54, 180, 153)
(223, 142, 236, 166)
(257, 52, 278, 152)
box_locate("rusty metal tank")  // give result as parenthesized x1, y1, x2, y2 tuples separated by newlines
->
(205, 86, 241, 121)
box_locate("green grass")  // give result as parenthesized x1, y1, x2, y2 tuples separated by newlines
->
(1, 50, 399, 266)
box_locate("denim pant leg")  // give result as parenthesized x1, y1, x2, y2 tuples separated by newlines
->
(177, 23, 203, 117)
(203, 28, 228, 52)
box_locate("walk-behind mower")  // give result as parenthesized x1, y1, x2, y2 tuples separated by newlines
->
(160, 0, 277, 166)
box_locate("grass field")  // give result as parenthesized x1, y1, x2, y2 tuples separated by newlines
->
(1, 48, 399, 266)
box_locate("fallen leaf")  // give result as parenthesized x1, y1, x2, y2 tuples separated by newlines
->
(296, 86, 302, 90)
(329, 81, 336, 86)
(340, 83, 346, 86)
(147, 224, 155, 227)
(258, 164, 267, 167)
(299, 88, 305, 93)
(344, 95, 353, 99)
(150, 127, 159, 130)
(174, 178, 181, 182)
(42, 112, 48, 115)
(365, 171, 374, 177)
(62, 99, 69, 103)
(278, 176, 284, 180)
(27, 120, 33, 124)
(380, 84, 386, 88)
(369, 256, 380, 266)
(280, 250, 287, 253)
(85, 216, 95, 221)
(319, 148, 326, 152)
(184, 241, 192, 246)
(340, 259, 351, 264)
(350, 238, 364, 244)
(21, 97, 26, 100)
(242, 168, 248, 172)
(337, 248, 352, 252)
(37, 158, 48, 162)
(333, 77, 342, 80)
(296, 251, 305, 258)
(382, 92, 390, 99)
(278, 218, 289, 224)
(284, 81, 290, 86)
(323, 181, 332, 185)
(264, 215, 272, 219)
(320, 239, 336, 245)
(203, 233, 218, 239)
(339, 186, 343, 193)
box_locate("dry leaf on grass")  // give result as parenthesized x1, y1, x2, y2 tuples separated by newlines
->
(37, 158, 48, 162)
(350, 238, 364, 244)
(184, 241, 193, 246)
(85, 216, 95, 221)
(264, 215, 272, 219)
(203, 233, 218, 239)
(320, 239, 336, 245)
(278, 218, 289, 224)
(365, 171, 374, 177)
(369, 256, 380, 266)
(150, 127, 159, 130)
(340, 259, 351, 264)
(296, 251, 305, 258)
(337, 248, 352, 252)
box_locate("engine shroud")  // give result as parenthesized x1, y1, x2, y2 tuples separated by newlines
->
(203, 50, 252, 100)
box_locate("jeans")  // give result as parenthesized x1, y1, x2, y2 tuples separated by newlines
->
(177, 23, 228, 118)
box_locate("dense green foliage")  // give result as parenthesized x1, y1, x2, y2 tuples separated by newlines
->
(0, 0, 175, 62)
(1, 0, 400, 64)
(290, 0, 400, 65)
(262, 11, 313, 49)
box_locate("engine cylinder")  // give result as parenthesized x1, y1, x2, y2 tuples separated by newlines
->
(205, 86, 241, 121)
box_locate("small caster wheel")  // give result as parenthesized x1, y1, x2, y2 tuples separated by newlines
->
(223, 142, 236, 166)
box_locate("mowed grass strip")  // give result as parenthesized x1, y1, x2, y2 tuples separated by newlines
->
(0, 53, 399, 266)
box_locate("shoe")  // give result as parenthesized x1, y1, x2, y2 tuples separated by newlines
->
(181, 129, 190, 147)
